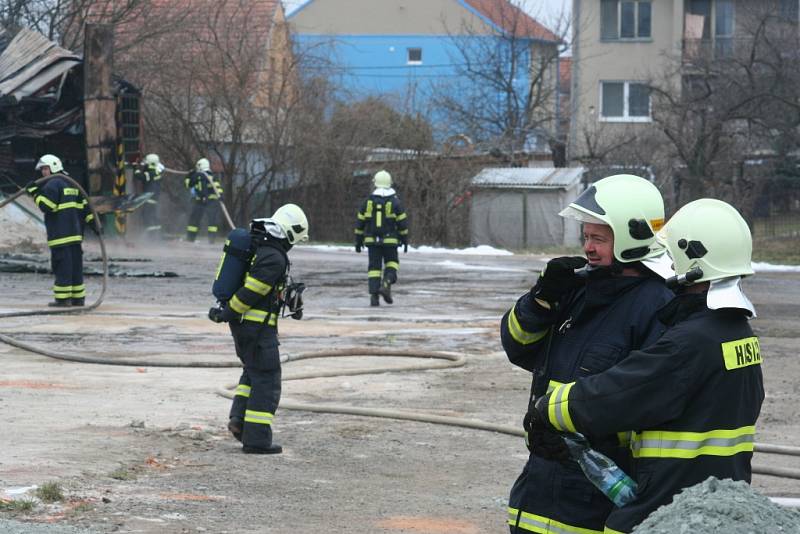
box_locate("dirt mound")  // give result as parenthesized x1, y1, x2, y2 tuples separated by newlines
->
(634, 477, 800, 533)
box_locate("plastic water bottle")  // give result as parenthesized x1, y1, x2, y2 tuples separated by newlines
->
(562, 433, 638, 507)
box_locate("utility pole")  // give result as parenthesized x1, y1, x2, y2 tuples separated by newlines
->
(83, 24, 117, 197)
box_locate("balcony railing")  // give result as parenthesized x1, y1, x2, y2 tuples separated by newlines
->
(682, 38, 735, 63)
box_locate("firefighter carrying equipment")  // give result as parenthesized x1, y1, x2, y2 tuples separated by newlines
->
(502, 266, 673, 534)
(560, 174, 665, 265)
(219, 229, 298, 453)
(185, 169, 223, 242)
(134, 155, 163, 235)
(539, 292, 764, 533)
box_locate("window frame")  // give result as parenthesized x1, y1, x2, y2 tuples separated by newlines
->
(599, 80, 652, 123)
(406, 47, 422, 65)
(600, 0, 653, 42)
(779, 0, 800, 23)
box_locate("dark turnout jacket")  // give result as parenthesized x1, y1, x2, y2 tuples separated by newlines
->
(227, 239, 288, 330)
(502, 267, 673, 533)
(185, 170, 222, 202)
(29, 175, 94, 248)
(354, 191, 408, 246)
(544, 293, 764, 533)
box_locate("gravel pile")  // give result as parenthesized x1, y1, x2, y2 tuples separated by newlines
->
(634, 477, 800, 533)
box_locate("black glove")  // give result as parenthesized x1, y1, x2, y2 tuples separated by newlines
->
(221, 304, 241, 323)
(523, 396, 570, 462)
(355, 235, 363, 253)
(208, 306, 225, 323)
(532, 256, 588, 304)
(400, 236, 408, 253)
(25, 182, 39, 196)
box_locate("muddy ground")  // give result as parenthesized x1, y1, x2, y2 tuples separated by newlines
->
(0, 238, 798, 533)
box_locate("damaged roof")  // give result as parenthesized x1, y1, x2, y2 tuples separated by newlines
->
(0, 28, 81, 101)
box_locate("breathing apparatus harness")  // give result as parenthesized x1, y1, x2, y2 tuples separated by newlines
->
(209, 226, 305, 323)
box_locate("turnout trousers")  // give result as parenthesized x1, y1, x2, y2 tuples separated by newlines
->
(141, 198, 162, 237)
(228, 322, 282, 449)
(50, 243, 84, 303)
(186, 201, 220, 242)
(367, 245, 399, 295)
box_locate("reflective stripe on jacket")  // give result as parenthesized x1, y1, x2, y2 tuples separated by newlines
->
(134, 163, 162, 196)
(355, 192, 408, 246)
(31, 175, 93, 248)
(184, 170, 223, 201)
(501, 267, 674, 533)
(545, 294, 764, 533)
(228, 239, 288, 328)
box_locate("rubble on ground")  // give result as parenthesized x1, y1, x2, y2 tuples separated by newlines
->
(634, 477, 800, 533)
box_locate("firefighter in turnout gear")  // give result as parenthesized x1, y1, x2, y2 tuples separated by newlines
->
(211, 203, 308, 454)
(531, 199, 764, 533)
(354, 170, 409, 306)
(26, 154, 94, 307)
(134, 153, 163, 238)
(185, 157, 223, 243)
(501, 175, 675, 534)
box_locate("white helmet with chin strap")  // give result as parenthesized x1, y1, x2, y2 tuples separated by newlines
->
(251, 204, 309, 245)
(145, 153, 160, 166)
(35, 154, 64, 174)
(196, 158, 211, 172)
(657, 198, 755, 315)
(560, 174, 666, 265)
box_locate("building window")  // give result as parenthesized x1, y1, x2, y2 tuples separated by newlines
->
(780, 0, 799, 22)
(601, 0, 652, 40)
(407, 48, 422, 64)
(600, 81, 651, 122)
(686, 0, 734, 57)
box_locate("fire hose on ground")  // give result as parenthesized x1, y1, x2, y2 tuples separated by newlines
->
(0, 174, 109, 319)
(0, 181, 799, 481)
(0, 314, 798, 482)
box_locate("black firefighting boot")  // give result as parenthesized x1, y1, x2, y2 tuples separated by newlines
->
(228, 418, 243, 442)
(379, 279, 393, 304)
(48, 299, 71, 307)
(243, 443, 283, 454)
(370, 294, 380, 307)
(71, 298, 85, 307)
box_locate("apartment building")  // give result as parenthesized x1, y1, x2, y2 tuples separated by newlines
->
(569, 0, 799, 163)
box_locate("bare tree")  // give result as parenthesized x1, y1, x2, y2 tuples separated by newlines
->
(648, 2, 800, 216)
(110, 1, 306, 225)
(0, 0, 188, 54)
(433, 0, 569, 165)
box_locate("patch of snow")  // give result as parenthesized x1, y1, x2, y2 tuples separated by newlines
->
(435, 260, 529, 273)
(751, 262, 800, 273)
